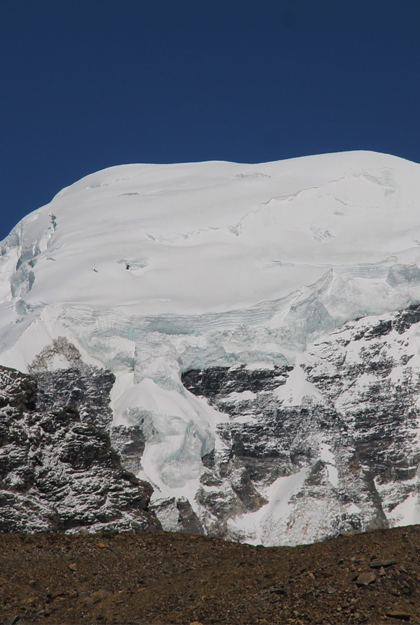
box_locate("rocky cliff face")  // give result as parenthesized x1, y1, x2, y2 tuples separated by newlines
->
(0, 364, 159, 532)
(179, 305, 420, 545)
(2, 305, 420, 544)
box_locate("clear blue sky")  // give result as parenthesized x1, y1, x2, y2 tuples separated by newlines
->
(1, 0, 420, 240)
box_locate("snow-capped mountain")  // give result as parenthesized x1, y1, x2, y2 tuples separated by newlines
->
(2, 150, 420, 544)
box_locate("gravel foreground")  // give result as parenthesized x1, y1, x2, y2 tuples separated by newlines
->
(1, 526, 420, 625)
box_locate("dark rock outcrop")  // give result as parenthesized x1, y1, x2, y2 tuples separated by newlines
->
(0, 365, 159, 533)
(181, 306, 420, 544)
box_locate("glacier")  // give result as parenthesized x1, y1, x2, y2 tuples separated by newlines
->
(2, 150, 420, 544)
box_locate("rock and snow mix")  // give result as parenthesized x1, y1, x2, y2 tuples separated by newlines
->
(0, 363, 157, 532)
(1, 150, 420, 543)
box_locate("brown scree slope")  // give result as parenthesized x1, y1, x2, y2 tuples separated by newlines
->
(1, 525, 420, 625)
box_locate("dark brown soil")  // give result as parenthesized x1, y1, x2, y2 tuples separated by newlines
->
(1, 525, 420, 624)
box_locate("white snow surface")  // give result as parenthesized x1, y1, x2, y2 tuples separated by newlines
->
(2, 150, 420, 543)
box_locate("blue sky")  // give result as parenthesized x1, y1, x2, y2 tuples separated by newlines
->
(1, 0, 420, 240)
